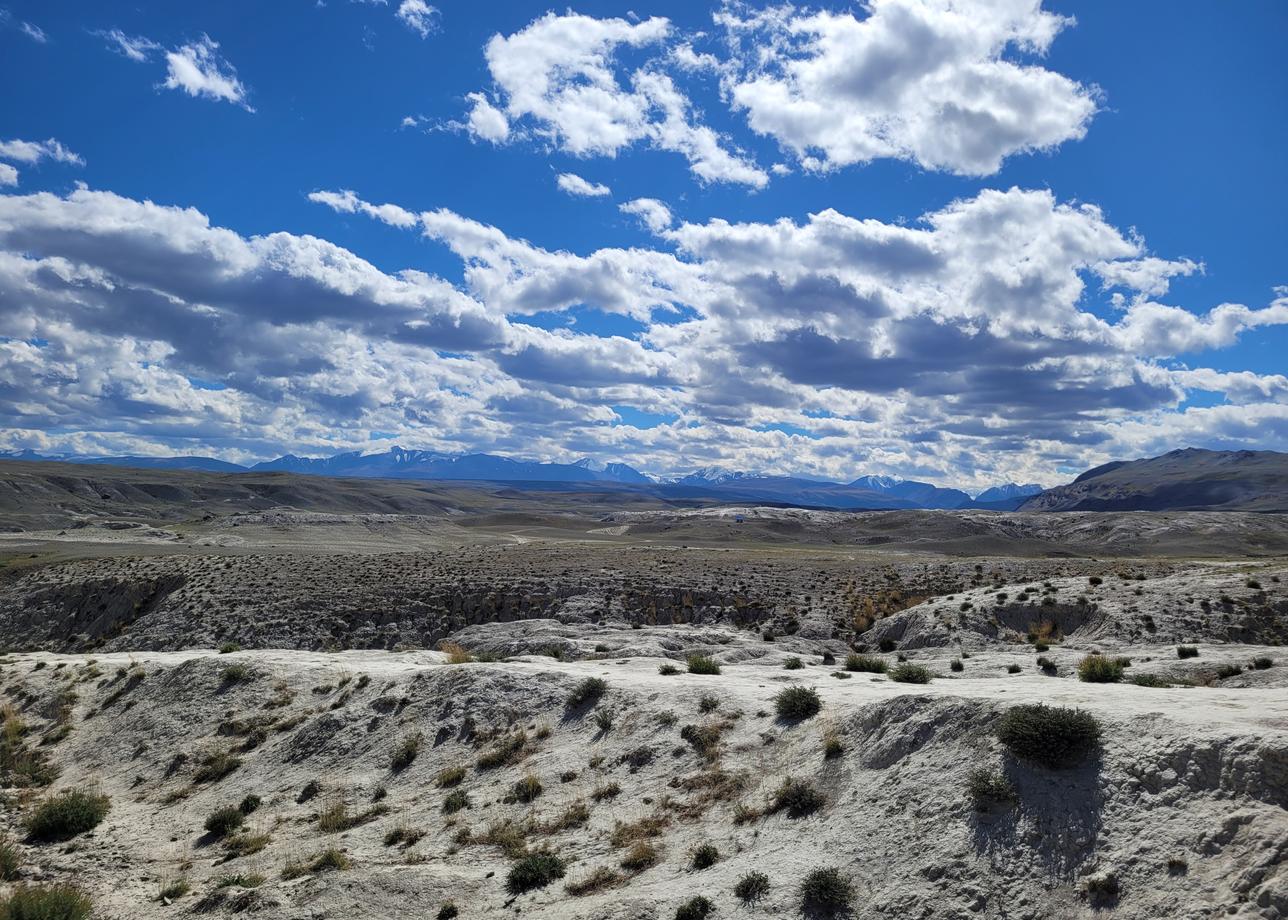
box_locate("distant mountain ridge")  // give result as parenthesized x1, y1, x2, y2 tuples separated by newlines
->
(0, 447, 1037, 510)
(1020, 448, 1288, 512)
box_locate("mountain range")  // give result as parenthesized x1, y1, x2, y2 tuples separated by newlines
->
(3, 446, 1283, 512)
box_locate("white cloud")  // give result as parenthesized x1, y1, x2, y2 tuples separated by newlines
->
(5, 184, 1286, 488)
(471, 12, 766, 187)
(465, 92, 510, 142)
(0, 138, 84, 166)
(0, 164, 16, 187)
(717, 0, 1097, 176)
(620, 198, 672, 233)
(20, 21, 46, 43)
(163, 35, 253, 110)
(396, 0, 438, 38)
(556, 173, 611, 197)
(95, 28, 161, 62)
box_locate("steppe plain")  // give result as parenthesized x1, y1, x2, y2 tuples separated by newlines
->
(0, 462, 1285, 919)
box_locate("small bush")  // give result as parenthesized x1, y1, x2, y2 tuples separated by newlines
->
(436, 765, 466, 787)
(950, 659, 964, 672)
(390, 733, 422, 771)
(1177, 646, 1199, 659)
(698, 693, 720, 714)
(0, 835, 18, 881)
(800, 867, 853, 914)
(26, 790, 110, 842)
(507, 851, 566, 893)
(774, 686, 822, 720)
(1130, 674, 1169, 688)
(442, 789, 470, 814)
(734, 870, 770, 903)
(476, 731, 529, 769)
(193, 750, 242, 784)
(690, 842, 719, 870)
(567, 677, 608, 708)
(214, 872, 265, 889)
(1252, 656, 1274, 670)
(965, 768, 1015, 811)
(822, 732, 844, 759)
(620, 841, 660, 872)
(844, 654, 886, 673)
(157, 877, 190, 901)
(238, 793, 262, 814)
(997, 704, 1101, 769)
(439, 642, 474, 664)
(1077, 655, 1123, 683)
(511, 774, 543, 804)
(675, 896, 715, 920)
(0, 885, 93, 920)
(658, 663, 680, 676)
(436, 903, 459, 920)
(218, 642, 241, 654)
(594, 708, 615, 733)
(204, 806, 245, 838)
(310, 847, 350, 873)
(297, 779, 322, 803)
(220, 664, 252, 685)
(783, 657, 804, 670)
(768, 778, 824, 817)
(1006, 663, 1022, 674)
(565, 866, 623, 896)
(1085, 872, 1120, 906)
(1034, 642, 1050, 653)
(1215, 664, 1243, 680)
(889, 663, 932, 684)
(687, 655, 721, 675)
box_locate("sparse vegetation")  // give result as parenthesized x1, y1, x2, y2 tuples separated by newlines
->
(1177, 645, 1199, 659)
(783, 656, 804, 670)
(567, 677, 608, 708)
(1077, 654, 1124, 683)
(476, 730, 529, 769)
(390, 733, 422, 771)
(658, 663, 680, 675)
(800, 866, 853, 914)
(690, 842, 719, 870)
(565, 866, 624, 896)
(734, 870, 771, 904)
(767, 777, 824, 817)
(26, 790, 110, 842)
(774, 685, 822, 720)
(442, 789, 470, 814)
(674, 896, 715, 920)
(0, 885, 93, 920)
(0, 835, 18, 881)
(997, 704, 1101, 769)
(436, 765, 466, 787)
(220, 663, 252, 684)
(439, 642, 474, 664)
(966, 768, 1016, 811)
(686, 655, 721, 675)
(511, 774, 543, 803)
(204, 805, 245, 838)
(888, 663, 932, 683)
(507, 851, 566, 893)
(844, 654, 887, 673)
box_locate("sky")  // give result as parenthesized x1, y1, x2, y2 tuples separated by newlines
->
(0, 0, 1286, 490)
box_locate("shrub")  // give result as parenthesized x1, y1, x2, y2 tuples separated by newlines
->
(783, 657, 804, 670)
(822, 732, 844, 759)
(218, 642, 241, 654)
(965, 768, 1015, 811)
(658, 663, 680, 676)
(204, 805, 245, 838)
(238, 794, 261, 814)
(476, 731, 529, 769)
(1085, 872, 1120, 906)
(436, 765, 466, 787)
(680, 723, 723, 759)
(390, 733, 422, 771)
(26, 790, 110, 842)
(0, 885, 93, 920)
(213, 872, 265, 889)
(1177, 646, 1199, 659)
(439, 642, 474, 664)
(997, 704, 1101, 769)
(0, 835, 18, 881)
(436, 903, 459, 920)
(220, 664, 252, 684)
(1037, 657, 1057, 675)
(507, 851, 566, 893)
(1130, 674, 1169, 688)
(594, 709, 615, 733)
(1077, 655, 1123, 683)
(157, 877, 190, 900)
(690, 842, 719, 870)
(800, 867, 853, 914)
(567, 677, 608, 708)
(442, 789, 470, 814)
(1252, 656, 1274, 670)
(675, 896, 715, 920)
(511, 774, 543, 804)
(297, 779, 322, 803)
(774, 686, 822, 721)
(687, 655, 721, 675)
(1034, 642, 1050, 653)
(1006, 663, 1022, 674)
(889, 663, 932, 684)
(193, 750, 242, 784)
(768, 778, 824, 817)
(698, 693, 720, 714)
(734, 870, 770, 903)
(310, 847, 350, 873)
(620, 841, 660, 872)
(565, 866, 624, 896)
(878, 639, 897, 653)
(1088, 576, 1103, 586)
(844, 654, 886, 673)
(1215, 664, 1243, 680)
(950, 659, 964, 672)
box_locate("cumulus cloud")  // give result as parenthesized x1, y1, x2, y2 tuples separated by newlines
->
(556, 173, 611, 197)
(163, 35, 253, 109)
(4, 184, 1286, 488)
(470, 12, 767, 187)
(716, 0, 1097, 175)
(620, 198, 672, 233)
(0, 164, 16, 187)
(396, 0, 438, 38)
(0, 138, 84, 166)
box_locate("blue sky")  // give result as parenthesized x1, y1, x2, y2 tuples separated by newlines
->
(1, 0, 1285, 487)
